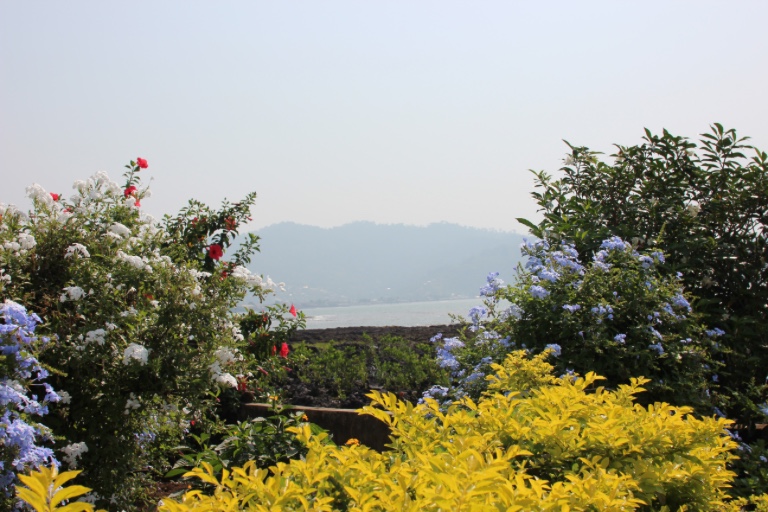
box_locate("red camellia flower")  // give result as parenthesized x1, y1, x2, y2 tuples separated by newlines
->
(124, 185, 137, 198)
(208, 244, 223, 260)
(137, 157, 148, 169)
(50, 192, 60, 201)
(279, 342, 290, 358)
(289, 304, 297, 317)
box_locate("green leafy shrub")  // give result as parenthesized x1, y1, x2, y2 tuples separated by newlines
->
(159, 351, 762, 511)
(430, 238, 719, 417)
(166, 401, 313, 484)
(0, 160, 296, 508)
(284, 334, 447, 405)
(518, 124, 768, 425)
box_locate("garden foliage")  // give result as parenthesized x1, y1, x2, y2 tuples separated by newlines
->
(428, 237, 719, 416)
(0, 159, 297, 508)
(159, 351, 754, 511)
(517, 124, 768, 423)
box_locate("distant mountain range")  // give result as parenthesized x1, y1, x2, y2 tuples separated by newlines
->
(242, 222, 527, 308)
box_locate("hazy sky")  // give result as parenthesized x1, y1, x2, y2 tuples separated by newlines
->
(2, 1, 767, 233)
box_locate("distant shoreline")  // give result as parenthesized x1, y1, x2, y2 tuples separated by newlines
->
(289, 323, 465, 345)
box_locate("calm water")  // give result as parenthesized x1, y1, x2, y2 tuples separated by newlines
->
(302, 298, 484, 329)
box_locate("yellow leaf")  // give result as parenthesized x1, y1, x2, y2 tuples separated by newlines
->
(52, 485, 93, 508)
(17, 471, 50, 504)
(15, 487, 47, 512)
(57, 503, 96, 512)
(52, 469, 84, 490)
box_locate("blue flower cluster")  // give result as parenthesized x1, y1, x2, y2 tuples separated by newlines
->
(522, 239, 585, 284)
(479, 272, 504, 297)
(1, 301, 60, 492)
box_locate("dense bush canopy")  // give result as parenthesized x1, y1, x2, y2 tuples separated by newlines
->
(518, 125, 768, 423)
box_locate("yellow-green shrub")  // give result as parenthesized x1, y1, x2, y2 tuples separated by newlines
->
(160, 351, 757, 511)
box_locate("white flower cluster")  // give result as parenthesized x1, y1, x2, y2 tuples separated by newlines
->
(124, 393, 141, 414)
(2, 233, 36, 255)
(84, 328, 107, 346)
(64, 243, 90, 259)
(61, 442, 88, 469)
(26, 183, 55, 207)
(209, 346, 241, 388)
(109, 223, 131, 238)
(230, 266, 285, 292)
(116, 250, 152, 272)
(60, 286, 86, 302)
(71, 171, 122, 200)
(123, 343, 149, 366)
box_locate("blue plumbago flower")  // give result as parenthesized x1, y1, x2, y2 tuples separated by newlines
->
(648, 342, 664, 355)
(497, 337, 512, 349)
(712, 374, 719, 382)
(529, 285, 549, 299)
(680, 338, 692, 344)
(714, 407, 727, 418)
(464, 372, 484, 383)
(500, 304, 523, 321)
(638, 255, 654, 269)
(590, 304, 614, 323)
(760, 404, 768, 417)
(650, 251, 665, 263)
(705, 328, 725, 338)
(479, 272, 504, 296)
(538, 268, 560, 282)
(1, 301, 61, 491)
(614, 333, 627, 344)
(467, 306, 487, 326)
(649, 327, 663, 340)
(544, 344, 562, 357)
(600, 236, 631, 252)
(436, 350, 460, 370)
(671, 293, 691, 311)
(442, 337, 464, 351)
(562, 304, 581, 313)
(430, 333, 443, 343)
(420, 385, 450, 404)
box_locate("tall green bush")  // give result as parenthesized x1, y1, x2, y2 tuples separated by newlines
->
(517, 125, 768, 423)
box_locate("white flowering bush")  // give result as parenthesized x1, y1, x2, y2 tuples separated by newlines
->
(0, 158, 285, 508)
(429, 236, 720, 416)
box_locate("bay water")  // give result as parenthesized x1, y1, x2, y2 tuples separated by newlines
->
(302, 298, 484, 329)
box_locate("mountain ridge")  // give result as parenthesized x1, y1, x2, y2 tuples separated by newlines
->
(243, 221, 526, 307)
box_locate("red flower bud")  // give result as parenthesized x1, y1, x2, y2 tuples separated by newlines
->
(124, 185, 137, 198)
(137, 157, 148, 169)
(279, 342, 290, 358)
(50, 193, 60, 201)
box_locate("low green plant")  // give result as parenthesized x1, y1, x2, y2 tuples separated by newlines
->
(166, 402, 315, 483)
(287, 335, 447, 403)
